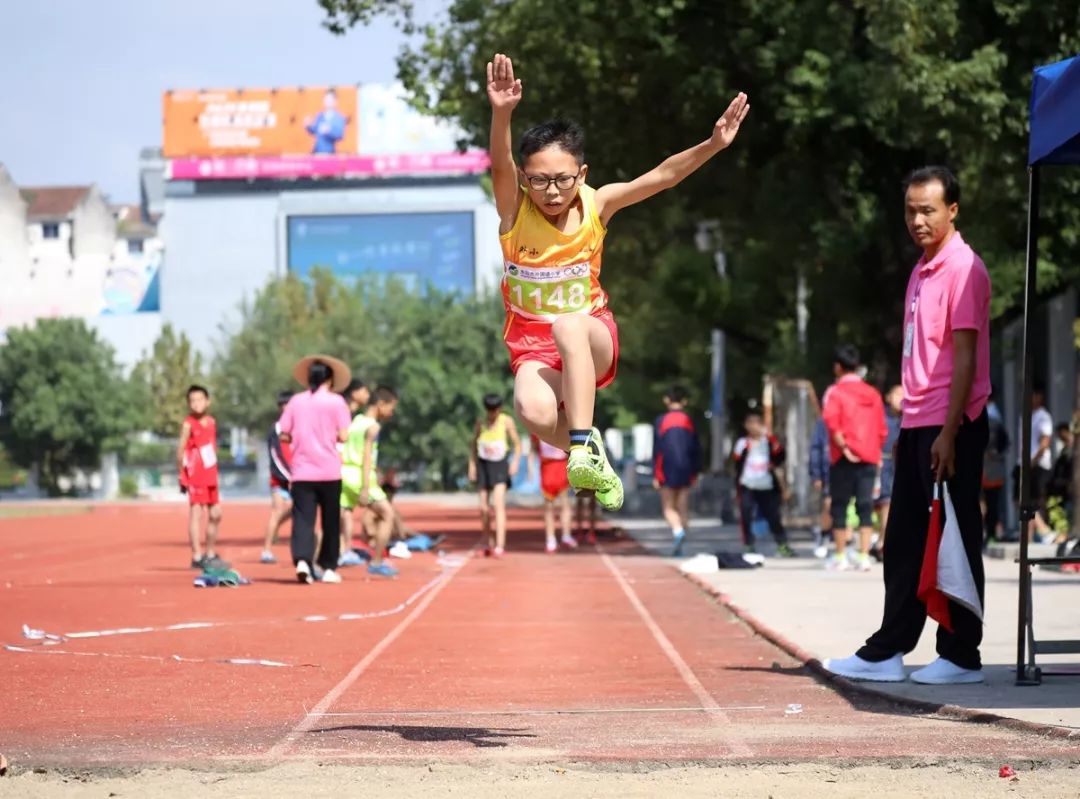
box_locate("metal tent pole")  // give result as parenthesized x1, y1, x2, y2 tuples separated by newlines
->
(1016, 164, 1041, 685)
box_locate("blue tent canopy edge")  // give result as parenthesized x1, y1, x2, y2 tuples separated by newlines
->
(1029, 54, 1080, 166)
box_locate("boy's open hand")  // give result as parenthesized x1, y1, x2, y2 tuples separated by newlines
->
(487, 53, 522, 112)
(710, 92, 750, 151)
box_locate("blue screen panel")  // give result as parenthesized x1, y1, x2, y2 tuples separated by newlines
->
(287, 212, 475, 293)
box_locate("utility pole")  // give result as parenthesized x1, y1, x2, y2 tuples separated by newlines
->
(696, 221, 727, 473)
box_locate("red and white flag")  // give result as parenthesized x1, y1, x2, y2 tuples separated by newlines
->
(917, 482, 983, 632)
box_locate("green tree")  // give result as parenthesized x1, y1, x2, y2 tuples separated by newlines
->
(212, 273, 512, 488)
(0, 319, 142, 495)
(320, 0, 1080, 416)
(130, 323, 206, 437)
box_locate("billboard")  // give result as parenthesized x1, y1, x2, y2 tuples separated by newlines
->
(287, 212, 475, 293)
(163, 86, 358, 157)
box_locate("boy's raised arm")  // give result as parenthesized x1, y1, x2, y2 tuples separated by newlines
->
(596, 93, 749, 226)
(487, 53, 524, 233)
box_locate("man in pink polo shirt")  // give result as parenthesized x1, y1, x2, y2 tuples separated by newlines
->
(826, 166, 991, 685)
(279, 354, 353, 584)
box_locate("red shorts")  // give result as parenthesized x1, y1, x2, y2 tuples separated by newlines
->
(505, 311, 619, 389)
(188, 485, 220, 506)
(540, 458, 570, 500)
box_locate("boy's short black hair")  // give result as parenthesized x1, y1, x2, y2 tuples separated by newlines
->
(482, 393, 503, 410)
(665, 385, 689, 404)
(342, 378, 367, 397)
(833, 344, 860, 372)
(744, 409, 764, 422)
(187, 384, 209, 399)
(904, 165, 961, 205)
(1032, 379, 1046, 395)
(519, 119, 585, 166)
(372, 385, 398, 403)
(276, 389, 293, 406)
(1056, 422, 1071, 434)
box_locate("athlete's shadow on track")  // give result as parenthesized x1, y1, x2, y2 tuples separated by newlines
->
(312, 723, 537, 748)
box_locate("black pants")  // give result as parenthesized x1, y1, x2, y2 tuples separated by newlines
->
(830, 460, 877, 529)
(738, 488, 788, 547)
(291, 480, 342, 571)
(858, 411, 988, 670)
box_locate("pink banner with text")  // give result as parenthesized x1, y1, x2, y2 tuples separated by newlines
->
(167, 151, 490, 180)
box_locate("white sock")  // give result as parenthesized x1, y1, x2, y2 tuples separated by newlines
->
(672, 528, 685, 538)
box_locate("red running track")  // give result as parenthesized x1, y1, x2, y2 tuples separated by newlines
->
(1, 500, 1075, 767)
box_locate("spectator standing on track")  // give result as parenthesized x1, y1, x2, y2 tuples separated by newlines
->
(652, 385, 702, 557)
(261, 390, 295, 565)
(178, 384, 226, 570)
(279, 355, 352, 585)
(822, 345, 888, 572)
(530, 434, 577, 553)
(1048, 422, 1075, 535)
(732, 410, 794, 557)
(468, 394, 522, 558)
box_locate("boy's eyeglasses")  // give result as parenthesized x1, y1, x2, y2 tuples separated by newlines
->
(524, 171, 581, 191)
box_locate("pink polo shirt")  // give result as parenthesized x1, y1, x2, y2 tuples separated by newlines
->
(279, 386, 351, 482)
(900, 231, 991, 429)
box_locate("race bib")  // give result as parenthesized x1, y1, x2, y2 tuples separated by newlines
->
(505, 262, 590, 319)
(199, 443, 217, 469)
(903, 322, 914, 358)
(478, 440, 509, 462)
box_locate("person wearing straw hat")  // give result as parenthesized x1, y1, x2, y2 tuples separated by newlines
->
(278, 354, 353, 584)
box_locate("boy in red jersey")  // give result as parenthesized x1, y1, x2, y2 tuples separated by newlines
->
(178, 384, 225, 569)
(486, 53, 748, 512)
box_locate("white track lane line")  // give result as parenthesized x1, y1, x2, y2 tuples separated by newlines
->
(265, 559, 469, 759)
(599, 551, 754, 758)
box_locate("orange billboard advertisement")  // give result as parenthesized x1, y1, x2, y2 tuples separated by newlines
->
(163, 86, 358, 157)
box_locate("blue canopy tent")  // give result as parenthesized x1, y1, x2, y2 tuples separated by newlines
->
(1016, 54, 1080, 685)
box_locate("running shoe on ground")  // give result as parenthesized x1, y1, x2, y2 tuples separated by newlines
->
(295, 560, 313, 584)
(367, 562, 399, 578)
(776, 544, 797, 558)
(671, 531, 687, 557)
(260, 550, 277, 564)
(320, 568, 342, 584)
(338, 550, 364, 567)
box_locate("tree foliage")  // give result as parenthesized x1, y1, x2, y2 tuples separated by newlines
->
(0, 319, 142, 495)
(211, 272, 512, 487)
(321, 0, 1080, 414)
(130, 323, 206, 438)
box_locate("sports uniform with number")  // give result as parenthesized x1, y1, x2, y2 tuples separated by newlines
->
(476, 413, 514, 490)
(181, 414, 219, 506)
(500, 184, 619, 388)
(341, 414, 387, 509)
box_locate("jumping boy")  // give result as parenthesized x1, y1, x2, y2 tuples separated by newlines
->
(530, 434, 577, 553)
(486, 53, 748, 512)
(261, 389, 294, 564)
(178, 384, 225, 569)
(468, 394, 522, 557)
(340, 386, 400, 578)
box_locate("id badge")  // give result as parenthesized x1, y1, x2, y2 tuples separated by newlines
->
(902, 322, 914, 358)
(199, 443, 217, 468)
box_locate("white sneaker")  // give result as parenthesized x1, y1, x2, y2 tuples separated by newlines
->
(910, 657, 984, 685)
(260, 550, 277, 564)
(295, 560, 312, 584)
(823, 653, 906, 682)
(320, 568, 342, 584)
(858, 554, 873, 572)
(813, 544, 829, 560)
(826, 555, 850, 571)
(389, 541, 412, 559)
(560, 534, 578, 549)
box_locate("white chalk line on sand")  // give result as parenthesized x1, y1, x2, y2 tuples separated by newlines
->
(16, 570, 451, 644)
(598, 549, 755, 758)
(265, 549, 472, 759)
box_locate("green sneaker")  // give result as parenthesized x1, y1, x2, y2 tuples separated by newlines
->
(567, 428, 623, 511)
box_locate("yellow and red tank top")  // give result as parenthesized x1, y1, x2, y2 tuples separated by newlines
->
(499, 184, 608, 325)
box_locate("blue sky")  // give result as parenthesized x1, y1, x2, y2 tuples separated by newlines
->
(0, 1, 420, 202)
